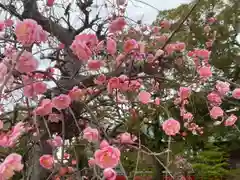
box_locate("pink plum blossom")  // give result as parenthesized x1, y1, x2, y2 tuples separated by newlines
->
(210, 106, 224, 119)
(117, 132, 137, 144)
(39, 155, 54, 169)
(106, 38, 117, 55)
(35, 99, 53, 116)
(15, 51, 38, 73)
(232, 88, 240, 99)
(224, 114, 238, 126)
(162, 118, 180, 136)
(103, 168, 117, 180)
(198, 66, 212, 79)
(52, 94, 71, 110)
(109, 17, 126, 33)
(47, 136, 63, 148)
(138, 91, 151, 104)
(83, 127, 99, 142)
(215, 81, 230, 95)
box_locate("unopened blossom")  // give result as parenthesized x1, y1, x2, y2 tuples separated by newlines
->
(83, 127, 99, 142)
(39, 155, 54, 169)
(162, 118, 180, 136)
(109, 17, 126, 33)
(117, 132, 137, 144)
(225, 114, 238, 126)
(15, 51, 38, 73)
(15, 19, 47, 46)
(35, 99, 53, 116)
(215, 81, 230, 95)
(103, 168, 117, 180)
(232, 88, 240, 99)
(52, 94, 71, 110)
(0, 153, 23, 179)
(94, 145, 120, 168)
(154, 97, 161, 105)
(210, 106, 224, 119)
(138, 91, 151, 104)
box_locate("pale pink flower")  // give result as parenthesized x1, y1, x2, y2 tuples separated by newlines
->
(107, 77, 120, 94)
(138, 91, 151, 104)
(103, 168, 117, 180)
(94, 74, 106, 85)
(47, 0, 55, 6)
(0, 21, 4, 31)
(15, 51, 38, 73)
(210, 106, 224, 119)
(83, 127, 99, 142)
(0, 153, 23, 179)
(52, 94, 71, 110)
(47, 136, 63, 147)
(160, 20, 171, 29)
(178, 87, 191, 100)
(207, 92, 222, 106)
(224, 114, 238, 126)
(215, 81, 230, 95)
(15, 19, 47, 46)
(198, 66, 212, 78)
(109, 17, 126, 33)
(162, 118, 180, 136)
(94, 145, 121, 168)
(87, 59, 104, 70)
(4, 19, 14, 27)
(117, 132, 137, 144)
(39, 155, 54, 169)
(106, 38, 117, 55)
(88, 158, 96, 167)
(68, 86, 85, 101)
(23, 82, 47, 98)
(48, 113, 62, 123)
(232, 88, 240, 99)
(35, 99, 53, 116)
(100, 140, 110, 149)
(123, 39, 138, 53)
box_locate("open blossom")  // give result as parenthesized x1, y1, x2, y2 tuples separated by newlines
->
(178, 87, 191, 100)
(15, 51, 38, 73)
(94, 145, 120, 168)
(106, 38, 117, 55)
(39, 155, 54, 169)
(210, 106, 224, 119)
(35, 99, 53, 116)
(107, 77, 120, 94)
(15, 19, 47, 46)
(52, 94, 71, 110)
(87, 59, 104, 70)
(117, 132, 137, 144)
(88, 158, 96, 167)
(215, 81, 230, 95)
(103, 168, 117, 180)
(68, 86, 85, 101)
(23, 82, 47, 98)
(225, 114, 238, 126)
(0, 153, 23, 179)
(207, 92, 222, 106)
(198, 66, 212, 78)
(123, 39, 138, 53)
(109, 17, 126, 33)
(94, 74, 106, 85)
(83, 127, 99, 142)
(138, 91, 151, 104)
(162, 118, 180, 136)
(232, 88, 240, 99)
(47, 136, 63, 148)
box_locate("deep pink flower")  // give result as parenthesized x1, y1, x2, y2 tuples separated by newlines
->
(94, 74, 106, 85)
(117, 132, 137, 144)
(39, 155, 54, 169)
(107, 77, 120, 94)
(47, 0, 55, 6)
(178, 87, 191, 100)
(0, 21, 5, 31)
(15, 51, 38, 73)
(232, 88, 240, 99)
(162, 118, 180, 136)
(87, 59, 104, 70)
(198, 66, 212, 78)
(94, 145, 120, 168)
(103, 168, 117, 180)
(106, 38, 117, 55)
(207, 92, 222, 106)
(224, 114, 238, 126)
(52, 94, 71, 110)
(35, 99, 53, 116)
(83, 127, 99, 142)
(123, 39, 138, 53)
(138, 91, 151, 104)
(15, 19, 48, 46)
(210, 106, 224, 119)
(109, 17, 126, 33)
(0, 153, 23, 179)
